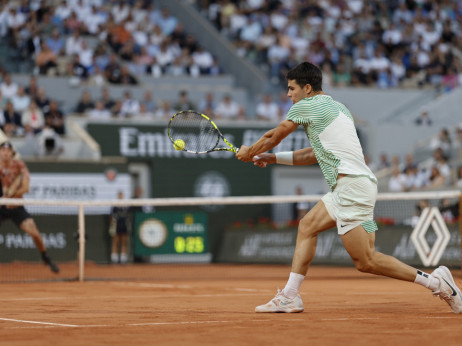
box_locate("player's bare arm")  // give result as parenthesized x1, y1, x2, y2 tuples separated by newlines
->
(253, 147, 318, 167)
(236, 120, 298, 162)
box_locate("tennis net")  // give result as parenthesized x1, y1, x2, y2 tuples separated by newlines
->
(0, 190, 460, 282)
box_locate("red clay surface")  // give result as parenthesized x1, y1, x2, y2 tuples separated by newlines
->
(0, 264, 461, 346)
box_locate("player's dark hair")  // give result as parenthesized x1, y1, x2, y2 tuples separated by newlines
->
(286, 62, 323, 91)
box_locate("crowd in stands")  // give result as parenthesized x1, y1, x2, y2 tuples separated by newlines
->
(198, 0, 462, 90)
(0, 0, 222, 84)
(0, 72, 65, 156)
(369, 122, 462, 192)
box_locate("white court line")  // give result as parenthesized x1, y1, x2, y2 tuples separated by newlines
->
(0, 317, 78, 327)
(0, 293, 264, 302)
(111, 282, 192, 289)
(320, 317, 381, 321)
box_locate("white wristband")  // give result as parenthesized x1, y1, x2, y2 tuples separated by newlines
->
(276, 151, 293, 165)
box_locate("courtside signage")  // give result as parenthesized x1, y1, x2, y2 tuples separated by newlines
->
(410, 207, 451, 267)
(23, 173, 131, 214)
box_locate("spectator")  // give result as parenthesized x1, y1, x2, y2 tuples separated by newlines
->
(173, 90, 196, 112)
(157, 8, 178, 36)
(65, 28, 83, 56)
(0, 74, 18, 101)
(44, 100, 65, 135)
(46, 27, 65, 57)
(88, 65, 106, 86)
(377, 153, 391, 170)
(3, 101, 23, 137)
(11, 86, 30, 114)
(388, 166, 407, 192)
(88, 101, 112, 120)
(119, 90, 140, 118)
(6, 6, 26, 47)
(198, 92, 216, 115)
(74, 90, 94, 115)
(191, 46, 214, 75)
(78, 40, 93, 69)
(100, 87, 116, 113)
(25, 76, 39, 100)
(22, 100, 45, 134)
(154, 100, 173, 120)
(67, 54, 89, 82)
(141, 90, 156, 113)
(431, 148, 452, 185)
(35, 87, 51, 113)
(36, 126, 64, 157)
(415, 110, 432, 126)
(429, 128, 452, 157)
(35, 42, 58, 76)
(256, 94, 279, 121)
(214, 94, 243, 120)
(55, 0, 72, 22)
(84, 5, 106, 35)
(427, 166, 446, 189)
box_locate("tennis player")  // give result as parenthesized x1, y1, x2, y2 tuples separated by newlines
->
(236, 62, 461, 314)
(0, 142, 59, 273)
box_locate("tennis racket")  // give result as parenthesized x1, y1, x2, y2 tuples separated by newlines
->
(167, 110, 239, 154)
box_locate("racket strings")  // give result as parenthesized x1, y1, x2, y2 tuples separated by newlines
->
(169, 112, 219, 152)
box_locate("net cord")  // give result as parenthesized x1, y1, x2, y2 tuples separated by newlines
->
(0, 190, 460, 208)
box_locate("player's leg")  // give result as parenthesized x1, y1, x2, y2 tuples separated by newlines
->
(119, 233, 128, 264)
(341, 225, 416, 281)
(19, 217, 60, 273)
(111, 234, 120, 263)
(255, 200, 336, 313)
(341, 225, 462, 313)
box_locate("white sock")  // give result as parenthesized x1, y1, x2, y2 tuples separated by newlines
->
(120, 253, 128, 264)
(414, 270, 440, 291)
(111, 253, 118, 263)
(282, 272, 305, 298)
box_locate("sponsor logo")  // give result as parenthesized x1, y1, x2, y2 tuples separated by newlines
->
(442, 278, 457, 296)
(410, 207, 450, 267)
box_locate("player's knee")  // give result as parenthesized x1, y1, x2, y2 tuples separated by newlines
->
(353, 257, 375, 273)
(297, 216, 317, 238)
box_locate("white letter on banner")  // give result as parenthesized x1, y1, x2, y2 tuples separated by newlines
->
(119, 127, 139, 156)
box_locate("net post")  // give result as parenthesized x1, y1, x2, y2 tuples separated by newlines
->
(78, 203, 85, 282)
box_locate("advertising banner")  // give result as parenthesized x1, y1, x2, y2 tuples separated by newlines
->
(0, 215, 110, 263)
(23, 173, 131, 214)
(217, 226, 461, 267)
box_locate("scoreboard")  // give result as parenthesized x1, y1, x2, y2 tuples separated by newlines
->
(133, 211, 210, 263)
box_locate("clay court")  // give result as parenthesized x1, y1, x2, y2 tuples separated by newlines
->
(0, 264, 461, 346)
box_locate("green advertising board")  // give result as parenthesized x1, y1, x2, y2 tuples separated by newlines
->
(133, 211, 210, 262)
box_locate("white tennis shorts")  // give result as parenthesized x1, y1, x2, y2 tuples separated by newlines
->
(321, 175, 378, 235)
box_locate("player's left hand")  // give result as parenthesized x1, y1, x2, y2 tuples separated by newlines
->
(253, 153, 276, 168)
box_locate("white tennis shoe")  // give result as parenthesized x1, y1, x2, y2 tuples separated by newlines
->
(431, 266, 462, 314)
(255, 289, 304, 313)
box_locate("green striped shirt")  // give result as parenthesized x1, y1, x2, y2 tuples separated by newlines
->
(286, 94, 376, 190)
